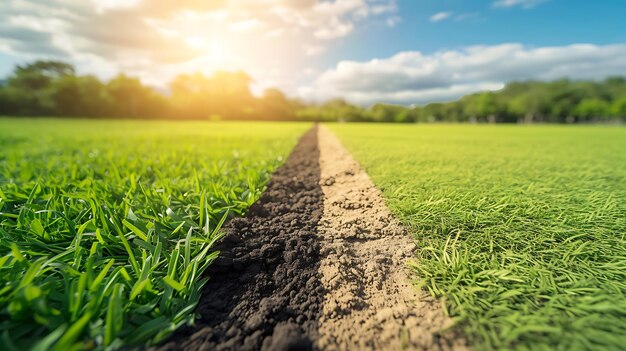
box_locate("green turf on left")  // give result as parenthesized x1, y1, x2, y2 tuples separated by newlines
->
(328, 123, 626, 351)
(0, 118, 309, 350)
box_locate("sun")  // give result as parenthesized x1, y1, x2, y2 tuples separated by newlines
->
(184, 35, 233, 66)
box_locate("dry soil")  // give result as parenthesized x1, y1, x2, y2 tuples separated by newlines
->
(315, 125, 466, 351)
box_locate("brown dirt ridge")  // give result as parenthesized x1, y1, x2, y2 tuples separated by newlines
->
(315, 125, 467, 351)
(156, 125, 467, 351)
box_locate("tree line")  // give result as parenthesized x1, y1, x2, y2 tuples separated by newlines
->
(301, 79, 626, 123)
(1, 60, 625, 123)
(0, 60, 301, 121)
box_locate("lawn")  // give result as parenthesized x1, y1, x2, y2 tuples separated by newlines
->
(0, 118, 309, 350)
(328, 124, 626, 351)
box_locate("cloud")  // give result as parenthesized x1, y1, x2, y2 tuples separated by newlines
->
(0, 0, 398, 89)
(0, 23, 68, 57)
(91, 0, 142, 13)
(229, 19, 265, 32)
(299, 43, 626, 105)
(386, 16, 402, 27)
(430, 11, 477, 23)
(455, 12, 480, 21)
(371, 1, 398, 15)
(430, 11, 453, 22)
(313, 19, 354, 39)
(493, 0, 546, 9)
(272, 0, 374, 40)
(304, 45, 326, 56)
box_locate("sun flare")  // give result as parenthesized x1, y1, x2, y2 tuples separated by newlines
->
(184, 35, 232, 66)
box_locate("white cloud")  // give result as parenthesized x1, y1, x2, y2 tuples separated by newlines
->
(314, 20, 354, 39)
(371, 1, 397, 15)
(386, 16, 401, 27)
(264, 28, 285, 39)
(493, 0, 546, 9)
(455, 12, 479, 21)
(91, 0, 141, 13)
(430, 11, 453, 22)
(229, 19, 264, 32)
(299, 43, 626, 105)
(272, 0, 378, 40)
(0, 0, 399, 91)
(305, 44, 326, 56)
(303, 67, 319, 76)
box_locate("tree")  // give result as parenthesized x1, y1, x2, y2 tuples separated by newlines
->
(422, 103, 446, 122)
(106, 74, 168, 118)
(9, 60, 75, 91)
(169, 71, 255, 120)
(75, 76, 109, 117)
(506, 89, 551, 123)
(2, 59, 626, 123)
(369, 104, 413, 122)
(574, 98, 610, 122)
(259, 88, 296, 121)
(0, 86, 13, 115)
(108, 74, 143, 117)
(50, 75, 81, 116)
(611, 96, 626, 120)
(5, 60, 76, 115)
(464, 92, 502, 123)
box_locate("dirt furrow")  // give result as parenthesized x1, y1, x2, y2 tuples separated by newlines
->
(157, 126, 325, 351)
(315, 125, 467, 351)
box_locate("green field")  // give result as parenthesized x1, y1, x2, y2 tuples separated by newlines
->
(0, 118, 308, 350)
(329, 124, 626, 350)
(3, 119, 626, 350)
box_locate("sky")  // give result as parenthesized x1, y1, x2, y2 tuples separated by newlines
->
(1, 0, 626, 105)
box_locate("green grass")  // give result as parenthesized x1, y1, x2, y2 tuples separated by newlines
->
(328, 124, 626, 351)
(0, 118, 309, 350)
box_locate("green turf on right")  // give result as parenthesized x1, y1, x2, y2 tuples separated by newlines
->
(328, 123, 626, 351)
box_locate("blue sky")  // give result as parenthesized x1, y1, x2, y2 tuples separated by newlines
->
(1, 0, 626, 105)
(338, 0, 626, 60)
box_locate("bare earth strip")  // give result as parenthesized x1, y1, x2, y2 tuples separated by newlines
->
(156, 125, 466, 350)
(316, 125, 468, 351)
(156, 127, 325, 351)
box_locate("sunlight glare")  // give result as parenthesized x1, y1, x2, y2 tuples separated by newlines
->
(184, 36, 232, 66)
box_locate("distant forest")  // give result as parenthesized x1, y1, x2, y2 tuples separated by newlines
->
(1, 60, 625, 123)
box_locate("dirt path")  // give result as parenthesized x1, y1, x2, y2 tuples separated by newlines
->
(157, 125, 466, 350)
(157, 126, 325, 351)
(315, 126, 466, 351)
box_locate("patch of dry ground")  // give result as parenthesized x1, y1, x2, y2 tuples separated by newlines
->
(315, 125, 467, 351)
